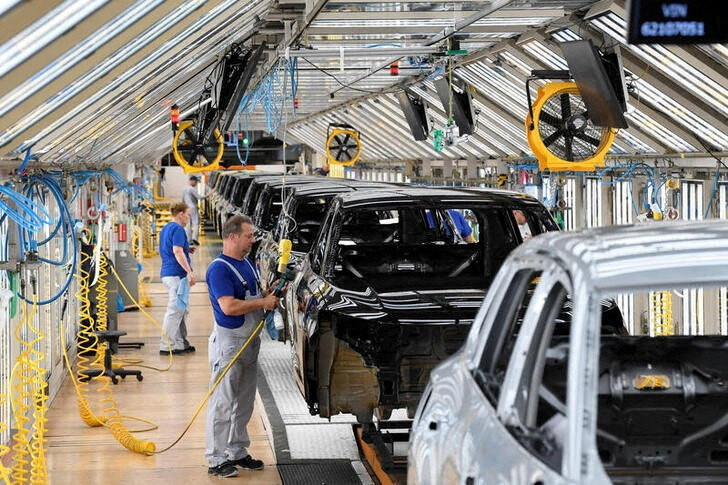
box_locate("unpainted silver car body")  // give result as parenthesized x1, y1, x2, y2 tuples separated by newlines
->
(409, 220, 728, 484)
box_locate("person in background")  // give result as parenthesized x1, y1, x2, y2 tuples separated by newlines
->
(205, 215, 281, 478)
(313, 162, 329, 176)
(183, 175, 206, 245)
(513, 209, 532, 241)
(426, 209, 476, 243)
(447, 209, 476, 243)
(159, 202, 196, 355)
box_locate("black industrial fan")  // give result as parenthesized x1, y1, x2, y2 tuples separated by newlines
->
(326, 124, 361, 166)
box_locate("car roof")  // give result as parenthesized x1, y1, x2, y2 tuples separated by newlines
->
(515, 220, 728, 294)
(283, 181, 395, 197)
(335, 187, 543, 208)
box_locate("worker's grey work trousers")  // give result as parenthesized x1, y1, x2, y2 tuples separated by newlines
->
(188, 210, 200, 242)
(159, 276, 190, 351)
(205, 323, 261, 467)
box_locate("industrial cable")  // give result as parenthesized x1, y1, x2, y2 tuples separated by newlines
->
(650, 290, 674, 336)
(85, 253, 156, 455)
(106, 262, 173, 373)
(62, 266, 266, 455)
(152, 318, 265, 454)
(0, 183, 52, 234)
(9, 278, 49, 484)
(0, 289, 12, 484)
(15, 174, 77, 305)
(73, 246, 107, 428)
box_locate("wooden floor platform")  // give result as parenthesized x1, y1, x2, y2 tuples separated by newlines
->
(45, 238, 282, 484)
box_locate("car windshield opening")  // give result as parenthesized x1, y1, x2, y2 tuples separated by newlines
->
(331, 206, 534, 292)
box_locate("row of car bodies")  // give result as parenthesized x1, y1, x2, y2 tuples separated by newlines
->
(207, 172, 558, 423)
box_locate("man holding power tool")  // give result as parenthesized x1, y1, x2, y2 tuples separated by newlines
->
(205, 215, 283, 478)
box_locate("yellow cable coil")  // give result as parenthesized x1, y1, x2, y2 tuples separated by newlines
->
(650, 290, 674, 336)
(89, 254, 156, 455)
(74, 250, 106, 427)
(28, 297, 49, 485)
(140, 211, 157, 258)
(10, 296, 33, 483)
(131, 227, 151, 308)
(0, 292, 13, 482)
(63, 260, 265, 456)
(10, 289, 49, 484)
(0, 385, 10, 484)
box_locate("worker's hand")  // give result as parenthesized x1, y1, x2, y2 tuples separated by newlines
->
(188, 271, 197, 286)
(266, 279, 289, 296)
(261, 293, 280, 311)
(189, 245, 197, 254)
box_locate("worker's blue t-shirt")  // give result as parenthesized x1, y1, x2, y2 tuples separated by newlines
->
(426, 209, 472, 238)
(159, 222, 190, 277)
(206, 254, 260, 329)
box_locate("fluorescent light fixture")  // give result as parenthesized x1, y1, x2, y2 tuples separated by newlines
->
(0, 0, 108, 77)
(0, 0, 21, 16)
(0, 0, 163, 117)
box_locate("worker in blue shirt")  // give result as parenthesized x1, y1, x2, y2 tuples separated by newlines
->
(426, 209, 476, 243)
(159, 202, 196, 354)
(205, 214, 281, 478)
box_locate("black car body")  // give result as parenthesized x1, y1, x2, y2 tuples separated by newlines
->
(257, 180, 397, 291)
(285, 187, 559, 422)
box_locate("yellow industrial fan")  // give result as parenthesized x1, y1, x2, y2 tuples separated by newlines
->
(326, 124, 361, 166)
(171, 120, 223, 173)
(526, 82, 615, 172)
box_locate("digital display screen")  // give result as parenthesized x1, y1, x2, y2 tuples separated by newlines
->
(627, 0, 728, 44)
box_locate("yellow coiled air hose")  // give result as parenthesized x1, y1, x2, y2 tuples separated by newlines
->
(131, 227, 151, 308)
(61, 252, 267, 457)
(0, 287, 13, 482)
(74, 248, 106, 427)
(9, 279, 49, 484)
(90, 254, 155, 454)
(62, 251, 156, 455)
(107, 263, 172, 372)
(650, 290, 674, 336)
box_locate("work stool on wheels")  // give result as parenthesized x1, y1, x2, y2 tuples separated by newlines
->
(79, 330, 143, 384)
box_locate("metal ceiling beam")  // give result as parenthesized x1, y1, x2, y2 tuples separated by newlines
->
(307, 24, 528, 35)
(316, 10, 564, 21)
(0, 1, 138, 123)
(423, 0, 513, 46)
(283, 46, 441, 58)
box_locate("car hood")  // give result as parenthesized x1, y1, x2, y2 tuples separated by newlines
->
(322, 286, 485, 325)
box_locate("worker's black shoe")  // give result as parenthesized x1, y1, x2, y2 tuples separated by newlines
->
(229, 455, 264, 470)
(184, 345, 196, 353)
(208, 463, 239, 478)
(191, 239, 200, 246)
(159, 349, 185, 355)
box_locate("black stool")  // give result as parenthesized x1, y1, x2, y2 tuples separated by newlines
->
(79, 330, 143, 384)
